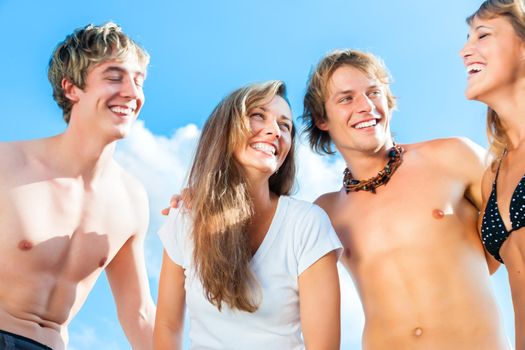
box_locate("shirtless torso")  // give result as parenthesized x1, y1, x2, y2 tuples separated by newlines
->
(0, 138, 154, 349)
(317, 138, 509, 350)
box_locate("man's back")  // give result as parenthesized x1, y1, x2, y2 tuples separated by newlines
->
(0, 139, 151, 349)
(317, 138, 509, 349)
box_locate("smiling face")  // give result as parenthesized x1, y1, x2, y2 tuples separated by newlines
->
(66, 53, 146, 140)
(319, 65, 393, 155)
(460, 15, 525, 103)
(233, 95, 293, 179)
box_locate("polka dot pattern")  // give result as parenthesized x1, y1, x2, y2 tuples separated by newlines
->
(481, 172, 525, 264)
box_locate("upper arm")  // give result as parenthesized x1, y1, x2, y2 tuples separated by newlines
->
(450, 137, 488, 210)
(105, 182, 155, 339)
(154, 251, 186, 350)
(298, 251, 340, 350)
(448, 138, 501, 272)
(106, 182, 152, 306)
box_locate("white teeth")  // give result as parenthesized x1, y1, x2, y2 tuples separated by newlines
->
(110, 106, 134, 115)
(354, 119, 377, 129)
(466, 63, 484, 74)
(251, 143, 276, 155)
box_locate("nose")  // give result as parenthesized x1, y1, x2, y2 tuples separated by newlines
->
(264, 119, 281, 139)
(355, 93, 374, 114)
(121, 76, 141, 99)
(459, 40, 473, 60)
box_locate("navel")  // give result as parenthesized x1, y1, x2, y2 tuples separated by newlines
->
(432, 209, 444, 219)
(98, 257, 108, 268)
(18, 240, 33, 251)
(413, 327, 423, 337)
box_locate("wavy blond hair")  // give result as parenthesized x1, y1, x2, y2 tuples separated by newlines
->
(48, 22, 149, 123)
(187, 80, 296, 312)
(467, 0, 525, 162)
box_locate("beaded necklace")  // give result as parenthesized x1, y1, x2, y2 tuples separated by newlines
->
(343, 144, 404, 194)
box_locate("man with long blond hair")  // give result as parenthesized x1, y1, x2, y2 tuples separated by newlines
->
(0, 23, 155, 349)
(302, 49, 510, 349)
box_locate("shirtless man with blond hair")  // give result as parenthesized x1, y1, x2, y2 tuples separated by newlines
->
(0, 23, 155, 349)
(302, 49, 510, 349)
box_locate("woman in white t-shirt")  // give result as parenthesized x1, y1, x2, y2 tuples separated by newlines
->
(154, 80, 342, 350)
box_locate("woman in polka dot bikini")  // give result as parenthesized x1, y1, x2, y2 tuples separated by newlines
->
(460, 0, 525, 347)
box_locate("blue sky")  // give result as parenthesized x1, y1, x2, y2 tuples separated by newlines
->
(0, 0, 515, 349)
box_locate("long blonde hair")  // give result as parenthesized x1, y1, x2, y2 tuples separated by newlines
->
(187, 81, 295, 312)
(467, 0, 525, 162)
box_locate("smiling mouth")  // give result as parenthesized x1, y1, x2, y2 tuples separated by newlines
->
(109, 105, 135, 116)
(353, 119, 378, 129)
(250, 142, 277, 156)
(466, 63, 485, 76)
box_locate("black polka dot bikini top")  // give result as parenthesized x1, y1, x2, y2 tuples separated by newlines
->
(481, 155, 525, 263)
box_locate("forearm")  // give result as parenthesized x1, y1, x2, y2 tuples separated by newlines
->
(154, 320, 183, 350)
(299, 252, 341, 350)
(119, 301, 156, 350)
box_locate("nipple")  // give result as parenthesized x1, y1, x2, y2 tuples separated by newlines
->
(98, 257, 108, 268)
(18, 240, 33, 251)
(432, 209, 444, 219)
(413, 327, 423, 337)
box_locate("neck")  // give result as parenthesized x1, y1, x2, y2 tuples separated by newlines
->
(483, 79, 525, 149)
(341, 139, 395, 179)
(246, 176, 274, 212)
(48, 127, 117, 184)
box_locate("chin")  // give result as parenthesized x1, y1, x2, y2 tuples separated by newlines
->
(464, 88, 480, 101)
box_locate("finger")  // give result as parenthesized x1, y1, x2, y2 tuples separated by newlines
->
(170, 194, 182, 208)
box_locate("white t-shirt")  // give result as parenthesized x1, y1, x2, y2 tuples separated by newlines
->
(158, 195, 342, 350)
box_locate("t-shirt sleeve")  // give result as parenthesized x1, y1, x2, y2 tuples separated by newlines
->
(296, 204, 342, 276)
(157, 207, 192, 267)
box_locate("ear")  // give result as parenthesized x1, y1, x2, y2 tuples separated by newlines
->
(316, 118, 329, 131)
(61, 78, 81, 103)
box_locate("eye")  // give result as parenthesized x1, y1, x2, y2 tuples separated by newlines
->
(368, 90, 382, 98)
(106, 75, 122, 82)
(250, 113, 264, 120)
(279, 121, 292, 132)
(338, 96, 353, 104)
(479, 33, 490, 39)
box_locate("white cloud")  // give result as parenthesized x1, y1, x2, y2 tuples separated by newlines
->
(115, 121, 200, 279)
(69, 323, 123, 350)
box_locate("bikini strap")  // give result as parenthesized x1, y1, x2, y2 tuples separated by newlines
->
(494, 148, 508, 184)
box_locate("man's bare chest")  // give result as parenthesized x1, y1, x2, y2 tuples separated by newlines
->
(0, 181, 135, 278)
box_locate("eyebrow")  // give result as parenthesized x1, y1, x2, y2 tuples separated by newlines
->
(475, 25, 492, 31)
(467, 25, 493, 38)
(102, 66, 145, 78)
(256, 106, 293, 122)
(333, 89, 354, 98)
(333, 85, 381, 98)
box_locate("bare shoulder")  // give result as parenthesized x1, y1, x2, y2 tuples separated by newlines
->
(115, 163, 148, 202)
(0, 141, 32, 184)
(112, 162, 150, 234)
(314, 191, 340, 216)
(409, 137, 487, 174)
(410, 137, 486, 162)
